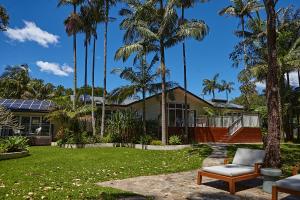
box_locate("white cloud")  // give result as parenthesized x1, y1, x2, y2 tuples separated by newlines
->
(36, 61, 73, 77)
(286, 71, 299, 87)
(5, 21, 59, 47)
(255, 81, 266, 89)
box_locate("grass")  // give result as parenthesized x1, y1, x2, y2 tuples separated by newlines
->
(0, 145, 212, 199)
(227, 144, 300, 176)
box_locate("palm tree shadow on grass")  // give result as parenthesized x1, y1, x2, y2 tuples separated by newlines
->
(99, 192, 154, 200)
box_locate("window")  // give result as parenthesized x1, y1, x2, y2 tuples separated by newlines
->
(31, 117, 41, 134)
(167, 103, 195, 127)
(21, 116, 30, 134)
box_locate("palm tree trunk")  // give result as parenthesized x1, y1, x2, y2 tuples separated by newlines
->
(286, 72, 290, 88)
(100, 0, 108, 137)
(142, 88, 146, 134)
(159, 0, 167, 145)
(181, 6, 188, 143)
(263, 0, 281, 168)
(73, 5, 77, 110)
(212, 90, 215, 99)
(84, 36, 88, 105)
(226, 91, 228, 102)
(91, 37, 96, 136)
(142, 52, 147, 134)
(298, 69, 300, 87)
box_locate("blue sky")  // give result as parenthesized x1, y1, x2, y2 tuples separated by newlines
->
(0, 0, 299, 101)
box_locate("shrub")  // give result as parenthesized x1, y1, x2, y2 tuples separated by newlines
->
(150, 140, 163, 145)
(139, 135, 152, 145)
(102, 134, 113, 143)
(169, 135, 182, 145)
(106, 110, 142, 143)
(2, 136, 29, 152)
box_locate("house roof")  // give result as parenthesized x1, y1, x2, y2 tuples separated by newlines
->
(0, 99, 55, 112)
(207, 99, 244, 110)
(125, 86, 213, 107)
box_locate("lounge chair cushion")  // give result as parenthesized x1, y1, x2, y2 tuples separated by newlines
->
(276, 174, 300, 192)
(202, 164, 254, 177)
(232, 148, 265, 166)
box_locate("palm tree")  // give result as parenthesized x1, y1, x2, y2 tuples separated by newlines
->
(117, 0, 207, 144)
(58, 0, 83, 109)
(202, 73, 220, 99)
(79, 5, 95, 105)
(101, 0, 118, 138)
(263, 0, 281, 168)
(24, 79, 55, 100)
(0, 5, 9, 31)
(219, 0, 261, 108)
(176, 0, 209, 139)
(89, 0, 104, 136)
(220, 80, 234, 101)
(111, 55, 161, 133)
(0, 64, 30, 99)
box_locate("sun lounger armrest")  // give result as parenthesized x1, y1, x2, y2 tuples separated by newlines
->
(292, 165, 299, 175)
(224, 158, 229, 165)
(254, 163, 263, 174)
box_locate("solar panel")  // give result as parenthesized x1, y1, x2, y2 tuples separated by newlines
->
(0, 99, 54, 111)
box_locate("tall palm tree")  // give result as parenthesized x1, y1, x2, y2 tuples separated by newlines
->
(176, 0, 209, 139)
(58, 0, 83, 109)
(219, 0, 261, 108)
(101, 0, 118, 138)
(79, 5, 95, 105)
(117, 0, 207, 144)
(202, 73, 220, 99)
(89, 0, 104, 135)
(0, 5, 9, 31)
(263, 0, 281, 168)
(220, 80, 234, 101)
(111, 55, 162, 133)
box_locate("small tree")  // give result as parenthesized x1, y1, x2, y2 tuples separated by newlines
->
(0, 106, 22, 131)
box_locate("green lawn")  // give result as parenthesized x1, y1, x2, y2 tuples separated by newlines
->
(227, 144, 300, 176)
(0, 145, 211, 199)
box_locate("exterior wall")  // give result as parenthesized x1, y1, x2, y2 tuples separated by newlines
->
(129, 88, 212, 121)
(168, 127, 262, 143)
(7, 111, 53, 145)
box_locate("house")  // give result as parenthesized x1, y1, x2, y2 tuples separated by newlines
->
(0, 99, 55, 145)
(0, 86, 262, 145)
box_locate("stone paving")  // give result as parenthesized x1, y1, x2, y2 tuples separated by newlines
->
(97, 144, 299, 200)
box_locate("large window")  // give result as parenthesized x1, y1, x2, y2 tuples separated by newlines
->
(167, 103, 195, 127)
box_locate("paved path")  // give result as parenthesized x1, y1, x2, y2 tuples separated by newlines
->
(97, 145, 298, 200)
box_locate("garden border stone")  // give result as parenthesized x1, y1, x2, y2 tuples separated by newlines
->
(51, 142, 192, 150)
(0, 151, 29, 160)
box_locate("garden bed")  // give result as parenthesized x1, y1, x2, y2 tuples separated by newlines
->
(0, 151, 29, 160)
(51, 142, 192, 150)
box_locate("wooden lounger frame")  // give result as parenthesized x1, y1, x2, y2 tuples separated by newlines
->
(272, 166, 300, 200)
(196, 158, 262, 194)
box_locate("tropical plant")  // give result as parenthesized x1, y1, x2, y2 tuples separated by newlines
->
(0, 5, 9, 31)
(202, 73, 220, 99)
(106, 110, 142, 143)
(0, 136, 29, 153)
(111, 55, 162, 134)
(58, 0, 84, 109)
(220, 80, 235, 101)
(169, 135, 182, 145)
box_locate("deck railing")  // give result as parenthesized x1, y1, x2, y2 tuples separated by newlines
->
(195, 114, 260, 128)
